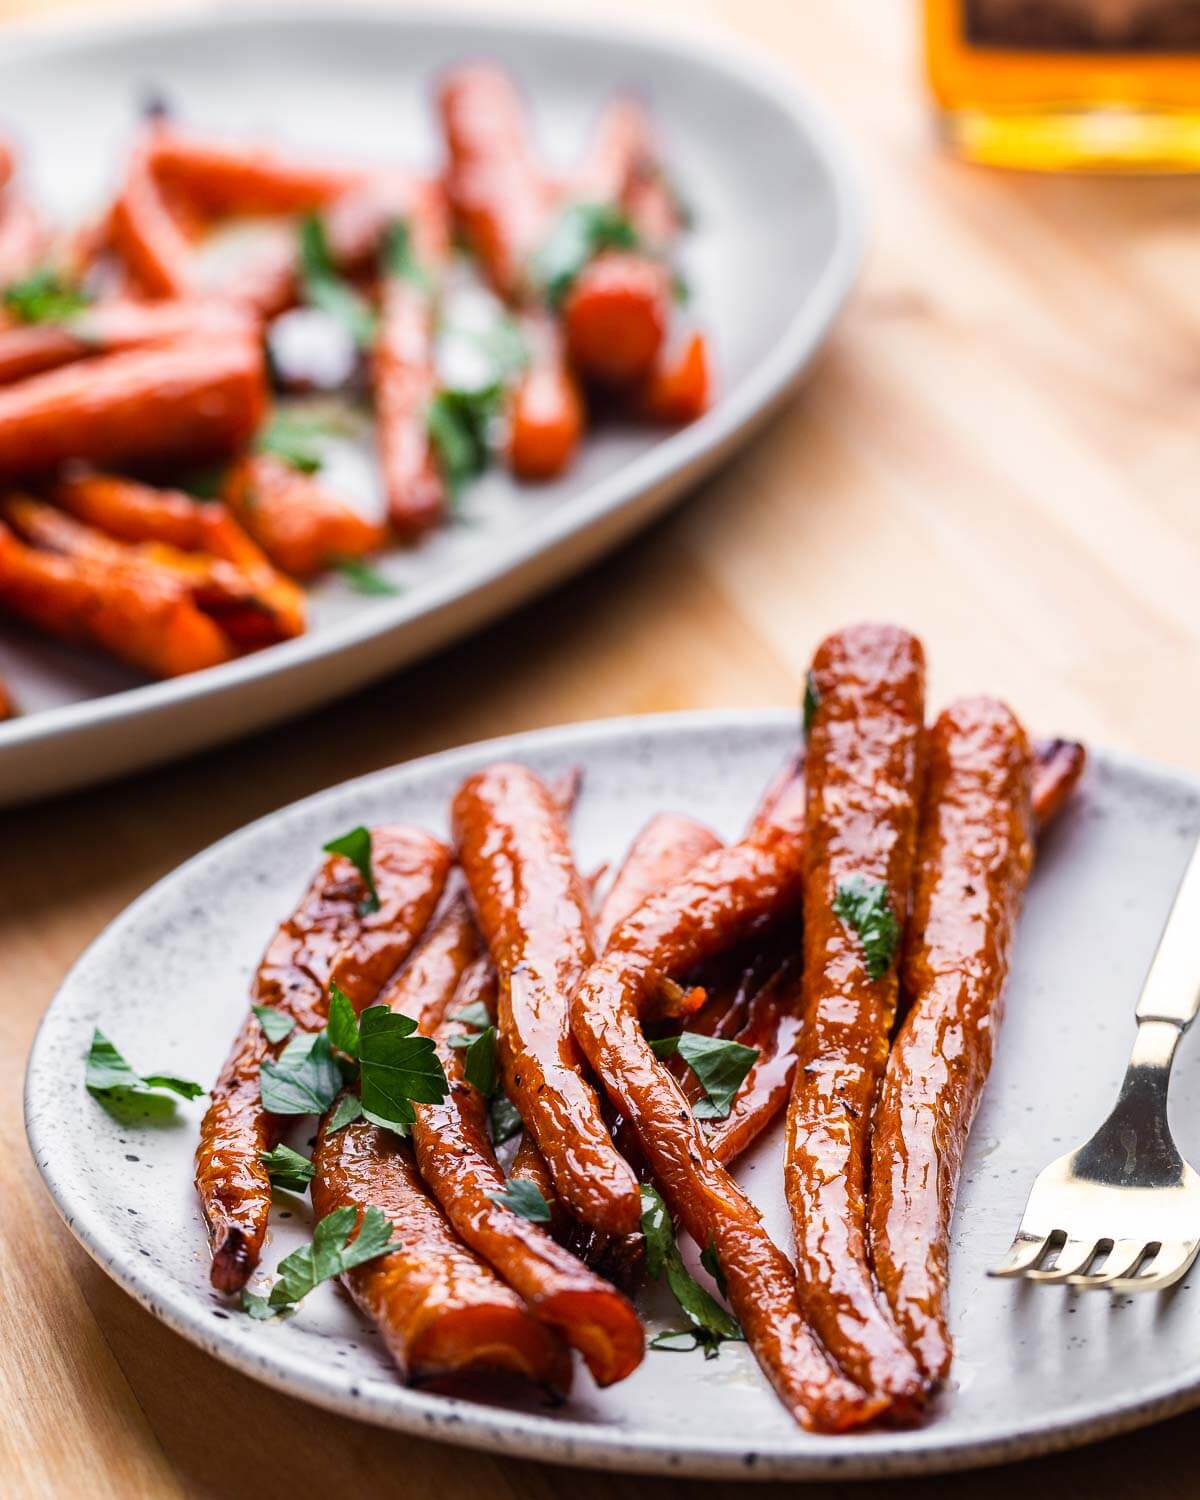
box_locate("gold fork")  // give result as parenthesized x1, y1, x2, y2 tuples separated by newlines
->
(990, 839, 1200, 1292)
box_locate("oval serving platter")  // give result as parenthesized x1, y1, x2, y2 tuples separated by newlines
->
(25, 709, 1200, 1480)
(0, 4, 864, 806)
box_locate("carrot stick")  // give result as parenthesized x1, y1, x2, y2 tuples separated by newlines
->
(109, 136, 195, 298)
(148, 128, 365, 217)
(222, 451, 385, 579)
(0, 336, 267, 479)
(563, 250, 671, 386)
(635, 331, 713, 424)
(506, 313, 583, 481)
(0, 516, 234, 677)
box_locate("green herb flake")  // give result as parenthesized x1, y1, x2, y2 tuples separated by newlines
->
(336, 558, 401, 597)
(254, 411, 327, 474)
(322, 825, 379, 915)
(382, 219, 432, 294)
(454, 1000, 492, 1030)
(325, 1092, 364, 1135)
(649, 1032, 758, 1120)
(259, 1029, 342, 1116)
(462, 1024, 499, 1097)
(832, 875, 900, 982)
(298, 214, 378, 350)
(357, 1004, 448, 1135)
(241, 1204, 399, 1319)
(3, 267, 91, 325)
(325, 982, 360, 1059)
(530, 201, 640, 307)
(259, 1143, 315, 1193)
(84, 1029, 204, 1105)
(426, 386, 499, 500)
(700, 1235, 727, 1299)
(488, 1178, 551, 1223)
(640, 1184, 743, 1357)
(488, 1094, 523, 1147)
(252, 1005, 296, 1045)
(803, 671, 821, 737)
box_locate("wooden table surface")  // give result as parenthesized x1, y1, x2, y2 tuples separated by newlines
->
(4, 0, 1200, 1494)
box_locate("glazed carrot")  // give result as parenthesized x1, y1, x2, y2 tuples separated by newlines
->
(0, 336, 267, 479)
(148, 128, 364, 217)
(1031, 736, 1087, 831)
(50, 472, 305, 644)
(574, 98, 658, 213)
(109, 136, 195, 298)
(562, 250, 670, 386)
(322, 170, 425, 271)
(374, 188, 450, 537)
(635, 331, 713, 425)
(311, 1108, 572, 1393)
(785, 624, 927, 1414)
(596, 811, 722, 949)
(870, 699, 1035, 1389)
(506, 313, 584, 481)
(452, 762, 642, 1238)
(0, 297, 258, 385)
(221, 451, 386, 579)
(196, 827, 451, 1292)
(0, 674, 12, 720)
(392, 895, 645, 1386)
(0, 517, 233, 677)
(507, 1130, 567, 1236)
(440, 64, 553, 300)
(571, 773, 879, 1432)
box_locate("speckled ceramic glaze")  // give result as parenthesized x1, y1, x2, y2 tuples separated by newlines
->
(25, 711, 1200, 1480)
(0, 4, 864, 805)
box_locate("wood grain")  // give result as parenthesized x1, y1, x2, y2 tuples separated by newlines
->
(4, 0, 1200, 1495)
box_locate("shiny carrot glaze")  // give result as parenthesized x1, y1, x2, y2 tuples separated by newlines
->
(571, 773, 880, 1432)
(562, 251, 670, 386)
(110, 136, 195, 298)
(452, 762, 642, 1237)
(870, 698, 1034, 1388)
(221, 452, 386, 579)
(785, 623, 928, 1413)
(196, 827, 451, 1292)
(147, 129, 364, 217)
(1032, 737, 1087, 832)
(374, 183, 449, 537)
(0, 297, 258, 385)
(398, 896, 645, 1386)
(506, 313, 584, 481)
(311, 1111, 571, 1393)
(0, 337, 267, 479)
(440, 65, 553, 300)
(707, 967, 805, 1167)
(635, 332, 713, 425)
(596, 811, 723, 950)
(0, 517, 233, 678)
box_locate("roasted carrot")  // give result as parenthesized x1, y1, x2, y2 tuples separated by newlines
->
(148, 128, 364, 217)
(221, 451, 386, 579)
(635, 331, 712, 425)
(440, 64, 553, 300)
(0, 674, 12, 720)
(453, 762, 642, 1238)
(311, 1109, 572, 1393)
(596, 811, 723, 950)
(506, 313, 584, 481)
(0, 336, 267, 479)
(196, 827, 451, 1292)
(391, 894, 645, 1386)
(562, 250, 670, 387)
(870, 699, 1035, 1389)
(571, 771, 879, 1432)
(109, 135, 195, 298)
(0, 516, 233, 677)
(785, 624, 928, 1414)
(0, 297, 258, 386)
(1031, 736, 1087, 831)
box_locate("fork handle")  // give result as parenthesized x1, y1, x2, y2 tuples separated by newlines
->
(1135, 839, 1200, 1030)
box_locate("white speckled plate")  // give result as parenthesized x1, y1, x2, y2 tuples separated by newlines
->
(0, 4, 864, 806)
(25, 711, 1200, 1480)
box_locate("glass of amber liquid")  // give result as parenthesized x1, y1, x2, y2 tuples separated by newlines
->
(925, 0, 1200, 169)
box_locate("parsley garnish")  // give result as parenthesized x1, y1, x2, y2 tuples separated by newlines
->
(3, 268, 91, 325)
(252, 1005, 296, 1045)
(833, 876, 900, 981)
(454, 1000, 492, 1030)
(488, 1179, 551, 1223)
(259, 1143, 315, 1192)
(325, 982, 360, 1058)
(357, 1005, 448, 1134)
(488, 1094, 523, 1146)
(254, 410, 326, 474)
(322, 825, 379, 915)
(700, 1235, 728, 1299)
(298, 215, 378, 350)
(241, 1204, 399, 1319)
(803, 670, 820, 737)
(336, 559, 401, 596)
(84, 1029, 204, 1104)
(325, 1093, 364, 1134)
(382, 219, 432, 294)
(462, 1025, 499, 1097)
(426, 386, 500, 499)
(259, 1029, 343, 1115)
(530, 201, 640, 307)
(649, 1032, 758, 1119)
(640, 1184, 743, 1358)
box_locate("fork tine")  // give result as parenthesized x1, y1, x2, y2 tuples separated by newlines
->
(988, 1232, 1056, 1278)
(1024, 1236, 1101, 1283)
(1108, 1239, 1200, 1294)
(1066, 1237, 1148, 1289)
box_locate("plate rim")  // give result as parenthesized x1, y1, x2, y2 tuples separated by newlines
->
(0, 1, 867, 779)
(24, 706, 1200, 1480)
